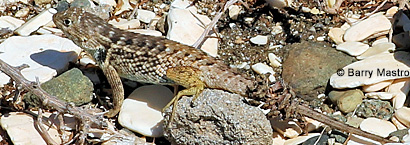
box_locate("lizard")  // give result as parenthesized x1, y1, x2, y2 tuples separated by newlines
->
(52, 7, 256, 121)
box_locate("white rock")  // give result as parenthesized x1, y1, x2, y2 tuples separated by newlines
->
(266, 0, 290, 8)
(360, 117, 397, 138)
(108, 18, 140, 30)
(330, 52, 410, 89)
(129, 29, 163, 36)
(372, 37, 388, 46)
(0, 16, 24, 30)
(114, 0, 132, 15)
(328, 28, 345, 44)
(15, 8, 56, 36)
(336, 41, 369, 56)
(136, 9, 156, 23)
(386, 6, 398, 18)
(268, 53, 281, 67)
(118, 85, 173, 137)
(93, 0, 116, 7)
(250, 35, 268, 45)
(340, 22, 350, 31)
(0, 112, 65, 144)
(284, 133, 320, 145)
(362, 79, 393, 92)
(304, 117, 323, 132)
(327, 0, 335, 7)
(391, 116, 407, 130)
(0, 35, 81, 85)
(356, 42, 395, 60)
(270, 118, 302, 138)
(344, 15, 391, 42)
(252, 63, 275, 75)
(14, 7, 30, 18)
(394, 107, 410, 128)
(365, 92, 394, 100)
(316, 36, 325, 41)
(228, 5, 240, 20)
(272, 132, 285, 145)
(387, 78, 410, 109)
(393, 32, 410, 48)
(167, 0, 218, 57)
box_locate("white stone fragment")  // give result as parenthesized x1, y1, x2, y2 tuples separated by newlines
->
(0, 16, 24, 30)
(386, 6, 398, 18)
(118, 85, 174, 137)
(0, 35, 81, 85)
(115, 0, 132, 15)
(360, 117, 397, 138)
(328, 28, 345, 44)
(14, 7, 29, 18)
(356, 42, 395, 60)
(270, 118, 302, 138)
(108, 18, 140, 30)
(304, 117, 323, 132)
(391, 116, 407, 130)
(372, 37, 388, 46)
(250, 35, 268, 45)
(362, 79, 393, 92)
(340, 22, 350, 31)
(93, 0, 116, 7)
(129, 29, 162, 36)
(387, 78, 410, 109)
(268, 53, 282, 67)
(394, 107, 410, 128)
(330, 52, 410, 89)
(15, 8, 56, 36)
(266, 0, 290, 8)
(228, 5, 241, 20)
(136, 9, 156, 23)
(167, 0, 218, 57)
(336, 41, 369, 56)
(365, 92, 394, 100)
(344, 15, 391, 42)
(1, 112, 64, 145)
(252, 63, 275, 75)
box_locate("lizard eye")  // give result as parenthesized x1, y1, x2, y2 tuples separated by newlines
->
(63, 19, 71, 26)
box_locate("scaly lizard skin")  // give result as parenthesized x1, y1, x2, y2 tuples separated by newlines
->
(53, 7, 255, 118)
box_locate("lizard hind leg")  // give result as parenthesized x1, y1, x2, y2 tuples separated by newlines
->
(163, 66, 205, 127)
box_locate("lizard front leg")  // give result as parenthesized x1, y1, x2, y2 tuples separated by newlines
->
(102, 62, 124, 118)
(163, 66, 205, 128)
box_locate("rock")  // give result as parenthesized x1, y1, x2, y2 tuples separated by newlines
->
(356, 42, 395, 60)
(0, 112, 68, 144)
(386, 6, 398, 18)
(360, 117, 397, 138)
(387, 78, 410, 109)
(108, 18, 140, 30)
(394, 107, 410, 127)
(266, 0, 290, 8)
(250, 35, 268, 45)
(336, 41, 369, 56)
(391, 116, 407, 130)
(0, 16, 25, 30)
(15, 8, 56, 36)
(362, 79, 393, 92)
(166, 0, 218, 57)
(0, 34, 81, 85)
(346, 116, 364, 128)
(341, 22, 350, 31)
(93, 0, 116, 7)
(328, 28, 345, 44)
(163, 89, 273, 144)
(328, 89, 365, 113)
(251, 63, 275, 75)
(330, 52, 410, 89)
(270, 118, 302, 138)
(310, 7, 321, 14)
(284, 133, 320, 145)
(24, 68, 93, 107)
(228, 5, 240, 20)
(128, 29, 162, 36)
(394, 10, 410, 28)
(365, 92, 394, 100)
(372, 37, 388, 46)
(136, 9, 156, 23)
(393, 32, 410, 49)
(344, 15, 391, 42)
(14, 7, 30, 18)
(34, 0, 52, 5)
(268, 53, 282, 67)
(118, 85, 173, 137)
(114, 0, 132, 15)
(356, 99, 393, 120)
(283, 41, 355, 99)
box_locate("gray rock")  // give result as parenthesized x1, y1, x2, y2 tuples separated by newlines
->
(328, 89, 365, 113)
(355, 99, 393, 120)
(163, 89, 273, 144)
(24, 68, 93, 107)
(282, 41, 356, 100)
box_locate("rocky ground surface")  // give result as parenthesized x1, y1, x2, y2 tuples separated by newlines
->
(1, 0, 410, 144)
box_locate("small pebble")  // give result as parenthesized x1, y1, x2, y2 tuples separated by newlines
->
(228, 5, 240, 20)
(328, 28, 345, 44)
(268, 53, 281, 67)
(136, 9, 156, 23)
(328, 89, 364, 113)
(250, 35, 268, 45)
(252, 63, 275, 75)
(15, 8, 56, 36)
